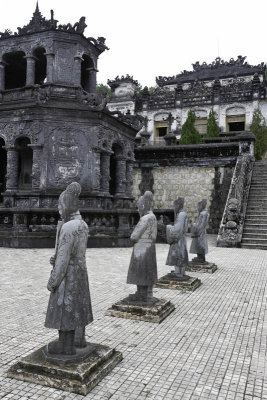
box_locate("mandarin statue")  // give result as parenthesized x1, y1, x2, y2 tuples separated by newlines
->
(126, 191, 158, 303)
(190, 199, 209, 263)
(166, 197, 189, 280)
(45, 182, 93, 356)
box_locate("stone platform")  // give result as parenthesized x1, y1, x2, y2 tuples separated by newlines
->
(187, 261, 218, 273)
(7, 343, 122, 396)
(156, 273, 202, 291)
(105, 296, 175, 323)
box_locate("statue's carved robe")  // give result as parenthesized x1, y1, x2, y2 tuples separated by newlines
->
(127, 211, 158, 286)
(190, 210, 209, 255)
(166, 210, 188, 267)
(45, 213, 93, 331)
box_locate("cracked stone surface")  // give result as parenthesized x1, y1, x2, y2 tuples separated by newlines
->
(0, 235, 266, 400)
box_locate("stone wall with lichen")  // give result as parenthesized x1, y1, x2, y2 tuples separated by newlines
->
(132, 165, 234, 233)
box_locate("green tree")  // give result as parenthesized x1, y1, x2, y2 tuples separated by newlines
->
(96, 83, 111, 99)
(206, 109, 220, 138)
(179, 110, 202, 145)
(250, 108, 267, 160)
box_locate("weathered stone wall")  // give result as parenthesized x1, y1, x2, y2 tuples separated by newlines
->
(132, 165, 234, 233)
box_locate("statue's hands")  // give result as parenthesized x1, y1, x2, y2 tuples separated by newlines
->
(47, 277, 56, 292)
(50, 255, 56, 267)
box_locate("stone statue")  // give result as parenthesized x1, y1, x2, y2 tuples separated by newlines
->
(45, 182, 93, 356)
(190, 199, 208, 263)
(126, 191, 158, 302)
(166, 197, 189, 279)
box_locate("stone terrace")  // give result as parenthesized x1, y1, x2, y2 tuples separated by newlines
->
(0, 236, 266, 400)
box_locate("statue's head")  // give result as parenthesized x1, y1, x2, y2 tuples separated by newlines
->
(173, 197, 184, 216)
(138, 191, 153, 217)
(58, 182, 81, 221)
(198, 198, 207, 213)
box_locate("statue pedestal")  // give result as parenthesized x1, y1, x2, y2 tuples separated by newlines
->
(156, 273, 202, 292)
(7, 343, 122, 396)
(106, 296, 175, 323)
(187, 261, 218, 274)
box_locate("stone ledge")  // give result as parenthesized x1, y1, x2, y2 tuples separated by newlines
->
(187, 262, 218, 274)
(105, 297, 175, 323)
(7, 343, 122, 396)
(156, 274, 202, 292)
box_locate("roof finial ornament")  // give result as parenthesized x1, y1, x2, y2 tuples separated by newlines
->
(35, 1, 40, 13)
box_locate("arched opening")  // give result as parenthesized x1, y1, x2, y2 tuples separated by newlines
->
(3, 51, 27, 89)
(0, 138, 7, 203)
(110, 144, 122, 195)
(15, 137, 33, 190)
(81, 54, 94, 92)
(33, 47, 47, 84)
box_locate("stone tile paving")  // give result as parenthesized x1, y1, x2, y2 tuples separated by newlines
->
(0, 235, 266, 400)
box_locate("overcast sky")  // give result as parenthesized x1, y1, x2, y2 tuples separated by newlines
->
(0, 0, 266, 87)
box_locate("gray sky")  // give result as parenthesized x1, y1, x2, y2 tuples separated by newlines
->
(1, 0, 266, 87)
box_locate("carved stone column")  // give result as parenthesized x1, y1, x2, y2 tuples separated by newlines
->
(28, 144, 43, 190)
(4, 146, 19, 191)
(115, 156, 127, 196)
(100, 152, 111, 193)
(125, 161, 134, 196)
(92, 147, 101, 191)
(25, 56, 36, 86)
(73, 55, 83, 86)
(0, 61, 6, 91)
(45, 53, 55, 83)
(87, 67, 98, 93)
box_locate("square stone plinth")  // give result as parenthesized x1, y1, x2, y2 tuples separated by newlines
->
(187, 262, 218, 274)
(156, 274, 202, 292)
(106, 297, 175, 323)
(7, 343, 122, 396)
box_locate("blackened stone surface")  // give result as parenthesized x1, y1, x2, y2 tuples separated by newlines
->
(7, 343, 122, 396)
(105, 297, 175, 323)
(156, 274, 202, 292)
(187, 261, 218, 274)
(209, 167, 234, 233)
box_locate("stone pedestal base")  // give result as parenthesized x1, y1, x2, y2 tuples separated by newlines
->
(106, 296, 175, 323)
(7, 343, 122, 396)
(156, 273, 202, 292)
(187, 261, 218, 273)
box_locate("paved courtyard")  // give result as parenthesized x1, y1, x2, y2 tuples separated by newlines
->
(0, 235, 266, 400)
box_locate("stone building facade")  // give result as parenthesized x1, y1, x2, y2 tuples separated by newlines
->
(107, 57, 266, 144)
(0, 5, 142, 247)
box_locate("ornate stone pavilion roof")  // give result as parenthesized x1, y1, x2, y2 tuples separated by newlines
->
(0, 2, 108, 54)
(156, 56, 266, 87)
(108, 75, 139, 89)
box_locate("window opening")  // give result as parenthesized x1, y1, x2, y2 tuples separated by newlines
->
(34, 47, 47, 84)
(3, 51, 27, 89)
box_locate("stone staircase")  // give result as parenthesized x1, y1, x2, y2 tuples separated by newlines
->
(241, 159, 267, 249)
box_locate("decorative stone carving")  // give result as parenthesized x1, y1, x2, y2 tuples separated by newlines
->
(28, 144, 43, 189)
(106, 191, 175, 322)
(115, 156, 126, 195)
(8, 182, 122, 394)
(5, 146, 19, 190)
(100, 152, 111, 193)
(156, 198, 202, 291)
(187, 199, 217, 273)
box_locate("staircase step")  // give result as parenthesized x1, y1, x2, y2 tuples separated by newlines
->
(242, 233, 267, 239)
(241, 238, 267, 245)
(241, 244, 267, 250)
